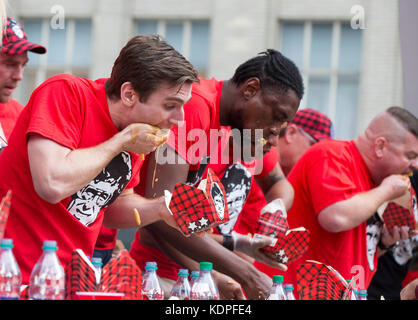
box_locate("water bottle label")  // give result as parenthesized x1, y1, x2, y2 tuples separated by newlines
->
(0, 296, 19, 300)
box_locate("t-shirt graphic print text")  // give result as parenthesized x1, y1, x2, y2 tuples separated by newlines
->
(67, 152, 132, 226)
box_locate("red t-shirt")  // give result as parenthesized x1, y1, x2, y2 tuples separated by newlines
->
(129, 77, 278, 279)
(254, 139, 379, 291)
(0, 99, 24, 142)
(0, 74, 142, 283)
(235, 147, 280, 236)
(130, 77, 223, 279)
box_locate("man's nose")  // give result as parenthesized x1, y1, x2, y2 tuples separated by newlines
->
(410, 158, 418, 171)
(168, 108, 185, 127)
(12, 66, 24, 81)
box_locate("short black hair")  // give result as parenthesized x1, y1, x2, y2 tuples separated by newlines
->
(231, 49, 304, 99)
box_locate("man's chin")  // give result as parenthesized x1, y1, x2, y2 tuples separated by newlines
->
(0, 95, 12, 103)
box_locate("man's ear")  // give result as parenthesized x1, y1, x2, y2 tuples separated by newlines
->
(284, 124, 298, 143)
(120, 82, 138, 107)
(375, 137, 387, 158)
(241, 77, 261, 100)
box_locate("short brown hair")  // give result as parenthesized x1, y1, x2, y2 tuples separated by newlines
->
(386, 106, 418, 138)
(105, 35, 199, 102)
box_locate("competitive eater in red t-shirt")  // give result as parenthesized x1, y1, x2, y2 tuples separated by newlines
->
(0, 17, 47, 150)
(0, 35, 199, 284)
(283, 107, 418, 292)
(236, 108, 334, 237)
(129, 49, 304, 300)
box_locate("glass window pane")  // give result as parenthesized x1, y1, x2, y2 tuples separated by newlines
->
(72, 20, 92, 67)
(335, 75, 359, 139)
(21, 19, 43, 66)
(339, 23, 363, 72)
(280, 22, 304, 69)
(306, 75, 330, 114)
(165, 22, 184, 54)
(47, 24, 67, 65)
(136, 20, 158, 35)
(190, 21, 210, 71)
(310, 23, 333, 69)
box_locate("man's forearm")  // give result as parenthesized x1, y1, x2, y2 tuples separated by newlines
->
(318, 186, 395, 232)
(146, 221, 262, 285)
(104, 191, 167, 229)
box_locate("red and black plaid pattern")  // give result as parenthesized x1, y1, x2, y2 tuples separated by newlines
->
(169, 169, 229, 235)
(65, 249, 142, 300)
(296, 261, 348, 300)
(291, 108, 333, 141)
(99, 250, 142, 300)
(254, 209, 288, 237)
(0, 190, 12, 240)
(2, 17, 46, 54)
(383, 189, 417, 235)
(65, 250, 98, 299)
(264, 229, 311, 265)
(254, 206, 310, 265)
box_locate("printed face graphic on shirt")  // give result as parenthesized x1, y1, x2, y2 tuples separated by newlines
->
(366, 214, 383, 271)
(67, 152, 132, 226)
(211, 182, 225, 220)
(392, 235, 418, 266)
(217, 162, 252, 235)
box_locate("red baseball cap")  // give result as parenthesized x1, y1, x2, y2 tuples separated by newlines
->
(2, 17, 46, 55)
(291, 108, 334, 141)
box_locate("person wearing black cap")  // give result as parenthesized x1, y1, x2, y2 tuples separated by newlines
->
(0, 17, 46, 150)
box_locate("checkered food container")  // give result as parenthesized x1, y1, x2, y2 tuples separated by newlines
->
(168, 168, 229, 235)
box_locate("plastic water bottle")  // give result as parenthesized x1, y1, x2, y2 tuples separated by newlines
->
(28, 240, 65, 300)
(266, 275, 287, 300)
(284, 283, 296, 300)
(91, 257, 103, 284)
(169, 269, 191, 300)
(346, 280, 358, 300)
(190, 262, 219, 300)
(141, 261, 164, 300)
(0, 239, 21, 300)
(356, 289, 368, 300)
(189, 270, 199, 289)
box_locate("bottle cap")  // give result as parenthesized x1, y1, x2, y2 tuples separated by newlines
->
(190, 271, 199, 278)
(0, 238, 13, 248)
(145, 261, 158, 270)
(284, 284, 293, 290)
(178, 269, 189, 276)
(200, 262, 213, 271)
(42, 240, 57, 250)
(357, 289, 368, 296)
(91, 257, 103, 266)
(272, 275, 284, 283)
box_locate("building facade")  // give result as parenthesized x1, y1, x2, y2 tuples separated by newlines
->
(11, 0, 403, 140)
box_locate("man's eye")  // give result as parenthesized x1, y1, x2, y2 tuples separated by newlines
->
(164, 105, 177, 110)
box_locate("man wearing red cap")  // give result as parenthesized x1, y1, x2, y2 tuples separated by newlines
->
(283, 107, 417, 296)
(0, 17, 46, 150)
(236, 108, 334, 236)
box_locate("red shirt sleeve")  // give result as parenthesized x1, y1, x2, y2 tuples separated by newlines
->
(26, 78, 83, 150)
(298, 151, 360, 215)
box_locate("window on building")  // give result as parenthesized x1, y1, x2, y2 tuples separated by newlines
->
(16, 18, 92, 105)
(135, 19, 210, 77)
(279, 21, 363, 139)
